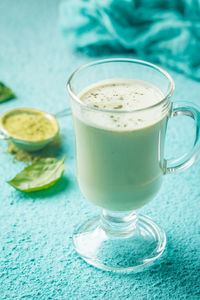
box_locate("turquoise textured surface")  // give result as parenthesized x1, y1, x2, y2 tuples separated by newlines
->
(60, 0, 200, 80)
(0, 0, 200, 299)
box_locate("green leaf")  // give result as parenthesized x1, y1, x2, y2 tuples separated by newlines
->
(0, 82, 16, 103)
(8, 156, 66, 192)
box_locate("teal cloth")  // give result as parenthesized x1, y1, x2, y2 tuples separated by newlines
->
(0, 0, 200, 299)
(60, 0, 200, 80)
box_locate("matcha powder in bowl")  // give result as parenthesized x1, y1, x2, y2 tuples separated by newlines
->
(0, 108, 59, 151)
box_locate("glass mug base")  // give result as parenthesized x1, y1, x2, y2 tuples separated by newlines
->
(73, 211, 166, 272)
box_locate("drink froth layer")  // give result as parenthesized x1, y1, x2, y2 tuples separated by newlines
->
(77, 79, 166, 131)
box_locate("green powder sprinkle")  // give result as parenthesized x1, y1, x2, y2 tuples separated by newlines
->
(114, 105, 123, 109)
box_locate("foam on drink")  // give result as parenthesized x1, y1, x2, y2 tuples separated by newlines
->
(78, 79, 164, 131)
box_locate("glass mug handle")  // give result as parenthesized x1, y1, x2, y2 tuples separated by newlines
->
(164, 102, 200, 174)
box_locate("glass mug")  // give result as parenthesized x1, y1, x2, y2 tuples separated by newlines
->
(67, 58, 200, 272)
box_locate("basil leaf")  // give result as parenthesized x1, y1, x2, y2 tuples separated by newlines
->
(8, 156, 66, 192)
(0, 82, 16, 103)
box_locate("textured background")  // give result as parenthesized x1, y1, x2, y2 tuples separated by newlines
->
(0, 0, 200, 299)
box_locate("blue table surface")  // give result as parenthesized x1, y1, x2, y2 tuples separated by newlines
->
(0, 1, 200, 299)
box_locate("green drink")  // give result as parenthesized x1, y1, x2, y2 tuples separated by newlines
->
(68, 58, 200, 272)
(73, 79, 168, 211)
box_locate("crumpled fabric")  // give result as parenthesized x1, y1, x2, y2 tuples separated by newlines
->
(59, 0, 200, 80)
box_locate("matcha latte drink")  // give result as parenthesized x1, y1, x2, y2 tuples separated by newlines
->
(75, 79, 167, 211)
(67, 59, 200, 271)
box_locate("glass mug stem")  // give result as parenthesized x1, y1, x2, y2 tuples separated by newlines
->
(165, 102, 200, 174)
(100, 210, 137, 236)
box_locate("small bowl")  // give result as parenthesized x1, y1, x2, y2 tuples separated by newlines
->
(0, 108, 60, 152)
